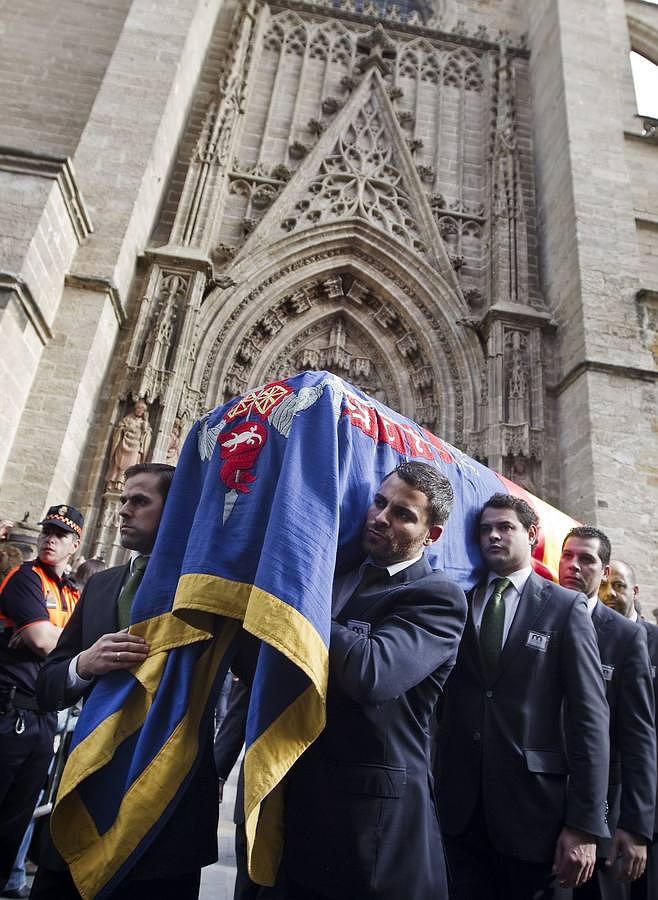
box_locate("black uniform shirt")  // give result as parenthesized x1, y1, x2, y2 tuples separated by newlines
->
(0, 561, 68, 695)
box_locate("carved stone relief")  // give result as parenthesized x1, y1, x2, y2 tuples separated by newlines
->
(504, 329, 529, 425)
(198, 258, 465, 436)
(263, 314, 394, 405)
(281, 92, 429, 256)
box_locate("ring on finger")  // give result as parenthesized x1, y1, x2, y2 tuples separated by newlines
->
(115, 651, 120, 663)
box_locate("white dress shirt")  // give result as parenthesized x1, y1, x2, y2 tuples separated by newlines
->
(471, 566, 533, 646)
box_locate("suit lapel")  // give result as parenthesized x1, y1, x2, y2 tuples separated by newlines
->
(591, 600, 615, 674)
(340, 556, 431, 621)
(591, 600, 612, 642)
(492, 572, 550, 683)
(95, 564, 129, 636)
(464, 585, 486, 679)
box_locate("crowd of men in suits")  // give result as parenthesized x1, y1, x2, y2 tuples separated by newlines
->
(1, 459, 657, 900)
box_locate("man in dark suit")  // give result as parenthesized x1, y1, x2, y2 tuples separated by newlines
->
(559, 530, 656, 898)
(31, 463, 220, 900)
(213, 677, 255, 900)
(598, 558, 658, 900)
(435, 493, 610, 900)
(273, 461, 467, 900)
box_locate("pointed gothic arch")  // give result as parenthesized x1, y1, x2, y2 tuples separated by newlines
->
(192, 222, 483, 444)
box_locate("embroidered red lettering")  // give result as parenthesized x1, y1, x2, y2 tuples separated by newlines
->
(399, 424, 434, 460)
(421, 428, 455, 464)
(376, 413, 405, 454)
(342, 392, 378, 439)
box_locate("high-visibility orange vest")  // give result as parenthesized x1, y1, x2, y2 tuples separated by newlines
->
(0, 562, 79, 632)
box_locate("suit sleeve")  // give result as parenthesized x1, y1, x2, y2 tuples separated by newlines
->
(562, 594, 611, 838)
(617, 626, 656, 841)
(329, 577, 467, 706)
(36, 586, 89, 711)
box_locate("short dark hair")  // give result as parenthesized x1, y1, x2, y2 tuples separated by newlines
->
(562, 525, 611, 566)
(74, 557, 107, 589)
(610, 558, 636, 585)
(384, 461, 454, 526)
(124, 463, 175, 502)
(479, 493, 539, 532)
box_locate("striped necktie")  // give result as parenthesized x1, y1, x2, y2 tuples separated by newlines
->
(479, 576, 511, 674)
(117, 555, 148, 629)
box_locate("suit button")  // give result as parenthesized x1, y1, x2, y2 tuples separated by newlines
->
(473, 731, 481, 741)
(485, 690, 493, 698)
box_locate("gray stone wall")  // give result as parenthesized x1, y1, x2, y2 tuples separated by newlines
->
(0, 0, 132, 158)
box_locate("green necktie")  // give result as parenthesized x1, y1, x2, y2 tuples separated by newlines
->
(116, 555, 148, 629)
(479, 576, 511, 674)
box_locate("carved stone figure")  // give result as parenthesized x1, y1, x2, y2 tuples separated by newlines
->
(509, 456, 536, 494)
(165, 418, 183, 466)
(105, 399, 152, 489)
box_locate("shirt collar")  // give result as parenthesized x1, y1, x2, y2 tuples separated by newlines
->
(586, 594, 599, 615)
(486, 566, 533, 595)
(129, 551, 150, 575)
(629, 608, 638, 623)
(361, 552, 423, 578)
(35, 559, 66, 587)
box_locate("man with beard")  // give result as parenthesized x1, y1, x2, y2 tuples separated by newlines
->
(599, 558, 658, 900)
(558, 530, 656, 899)
(436, 494, 610, 900)
(273, 461, 467, 900)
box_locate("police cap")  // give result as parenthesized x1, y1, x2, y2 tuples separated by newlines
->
(39, 504, 84, 537)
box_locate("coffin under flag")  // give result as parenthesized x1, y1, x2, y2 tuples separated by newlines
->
(51, 370, 577, 898)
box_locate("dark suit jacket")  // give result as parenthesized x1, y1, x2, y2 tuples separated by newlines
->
(281, 555, 467, 900)
(35, 564, 219, 879)
(436, 572, 611, 864)
(591, 603, 656, 848)
(641, 618, 658, 838)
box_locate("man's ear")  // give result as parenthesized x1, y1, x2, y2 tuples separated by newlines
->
(527, 524, 538, 548)
(425, 524, 444, 545)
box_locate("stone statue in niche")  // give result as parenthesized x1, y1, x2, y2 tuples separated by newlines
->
(105, 399, 152, 490)
(508, 456, 536, 494)
(505, 331, 529, 424)
(165, 418, 183, 466)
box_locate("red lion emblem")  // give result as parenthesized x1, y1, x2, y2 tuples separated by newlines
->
(218, 422, 268, 493)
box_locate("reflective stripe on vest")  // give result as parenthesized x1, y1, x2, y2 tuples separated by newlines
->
(0, 563, 79, 631)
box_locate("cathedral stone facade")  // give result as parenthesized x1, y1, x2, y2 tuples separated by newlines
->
(0, 0, 656, 588)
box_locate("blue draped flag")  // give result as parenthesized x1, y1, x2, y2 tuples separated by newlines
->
(51, 370, 577, 897)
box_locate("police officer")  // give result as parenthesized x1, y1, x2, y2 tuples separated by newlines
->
(0, 505, 83, 890)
